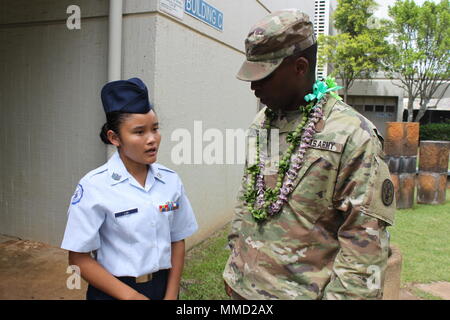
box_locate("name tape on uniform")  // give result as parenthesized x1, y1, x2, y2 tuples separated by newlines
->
(114, 208, 138, 218)
(310, 139, 343, 153)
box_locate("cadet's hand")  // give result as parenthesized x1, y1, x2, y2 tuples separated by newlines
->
(224, 281, 233, 297)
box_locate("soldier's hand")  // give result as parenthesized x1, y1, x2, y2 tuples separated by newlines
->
(224, 281, 233, 297)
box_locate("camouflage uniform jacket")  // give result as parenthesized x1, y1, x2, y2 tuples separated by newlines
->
(223, 96, 396, 300)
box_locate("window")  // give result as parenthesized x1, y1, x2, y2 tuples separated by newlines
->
(386, 105, 395, 113)
(365, 105, 374, 112)
(375, 105, 384, 112)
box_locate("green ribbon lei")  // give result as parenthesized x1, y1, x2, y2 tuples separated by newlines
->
(304, 77, 343, 103)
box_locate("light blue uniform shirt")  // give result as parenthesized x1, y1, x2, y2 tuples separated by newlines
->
(61, 151, 198, 277)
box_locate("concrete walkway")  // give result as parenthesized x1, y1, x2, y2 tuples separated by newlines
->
(415, 282, 450, 300)
(0, 235, 87, 300)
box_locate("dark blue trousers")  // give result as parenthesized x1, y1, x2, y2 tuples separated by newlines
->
(86, 269, 169, 300)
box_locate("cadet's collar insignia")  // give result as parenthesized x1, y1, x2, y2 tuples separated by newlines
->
(107, 152, 130, 185)
(159, 201, 179, 212)
(382, 179, 394, 206)
(310, 139, 343, 153)
(71, 184, 84, 205)
(112, 173, 121, 181)
(152, 166, 165, 183)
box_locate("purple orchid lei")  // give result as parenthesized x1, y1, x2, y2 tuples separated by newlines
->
(245, 77, 342, 221)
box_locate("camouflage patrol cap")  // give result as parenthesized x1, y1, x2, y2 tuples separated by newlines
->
(237, 9, 316, 82)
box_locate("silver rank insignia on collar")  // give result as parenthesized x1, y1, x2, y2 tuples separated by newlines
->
(112, 173, 121, 181)
(156, 172, 162, 179)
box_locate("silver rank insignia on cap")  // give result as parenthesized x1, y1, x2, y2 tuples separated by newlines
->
(112, 173, 121, 181)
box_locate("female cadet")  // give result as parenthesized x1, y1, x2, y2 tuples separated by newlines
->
(61, 77, 198, 300)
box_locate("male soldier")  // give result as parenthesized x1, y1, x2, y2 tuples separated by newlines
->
(223, 9, 396, 300)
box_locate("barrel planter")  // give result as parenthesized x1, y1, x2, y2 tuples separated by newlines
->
(384, 122, 420, 209)
(417, 141, 450, 204)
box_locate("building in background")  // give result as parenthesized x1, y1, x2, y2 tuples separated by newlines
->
(402, 97, 450, 124)
(314, 0, 332, 80)
(325, 0, 448, 136)
(314, 0, 402, 136)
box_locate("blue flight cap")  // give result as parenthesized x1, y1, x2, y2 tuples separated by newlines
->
(101, 77, 152, 114)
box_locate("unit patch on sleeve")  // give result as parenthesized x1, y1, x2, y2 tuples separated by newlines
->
(381, 179, 394, 206)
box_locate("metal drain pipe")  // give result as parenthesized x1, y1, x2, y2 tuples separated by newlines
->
(107, 0, 123, 158)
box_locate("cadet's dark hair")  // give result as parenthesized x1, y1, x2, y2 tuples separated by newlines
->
(99, 112, 133, 145)
(290, 43, 318, 81)
(99, 109, 157, 144)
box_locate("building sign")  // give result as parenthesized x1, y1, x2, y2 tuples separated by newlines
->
(184, 0, 223, 31)
(160, 0, 184, 20)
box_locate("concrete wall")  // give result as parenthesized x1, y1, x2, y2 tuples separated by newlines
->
(0, 0, 109, 245)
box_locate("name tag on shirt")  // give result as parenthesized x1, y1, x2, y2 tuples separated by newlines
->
(310, 139, 343, 153)
(114, 208, 138, 218)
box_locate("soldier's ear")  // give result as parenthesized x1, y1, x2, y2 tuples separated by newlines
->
(293, 56, 309, 78)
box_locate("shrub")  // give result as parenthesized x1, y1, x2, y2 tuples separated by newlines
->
(420, 122, 450, 141)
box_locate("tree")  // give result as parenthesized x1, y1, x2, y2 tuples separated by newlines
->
(416, 0, 450, 122)
(384, 0, 450, 122)
(318, 0, 389, 102)
(334, 0, 378, 35)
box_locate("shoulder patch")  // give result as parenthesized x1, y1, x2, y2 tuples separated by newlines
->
(381, 179, 394, 206)
(71, 184, 84, 205)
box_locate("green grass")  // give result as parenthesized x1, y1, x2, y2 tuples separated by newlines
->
(180, 226, 230, 300)
(181, 188, 450, 300)
(389, 189, 450, 284)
